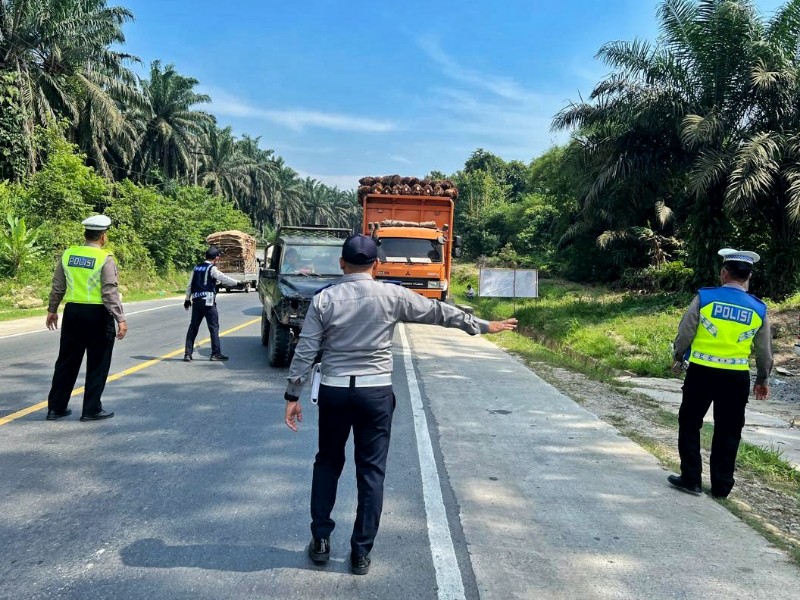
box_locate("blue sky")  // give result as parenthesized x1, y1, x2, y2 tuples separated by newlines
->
(121, 0, 786, 189)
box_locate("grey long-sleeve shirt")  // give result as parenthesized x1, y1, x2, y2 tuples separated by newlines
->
(48, 244, 125, 323)
(184, 262, 240, 300)
(286, 273, 490, 396)
(672, 282, 773, 384)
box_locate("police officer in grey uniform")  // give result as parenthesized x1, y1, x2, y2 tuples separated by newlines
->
(284, 234, 517, 575)
(45, 215, 127, 421)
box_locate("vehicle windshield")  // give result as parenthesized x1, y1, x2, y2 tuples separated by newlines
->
(378, 238, 443, 263)
(281, 244, 342, 275)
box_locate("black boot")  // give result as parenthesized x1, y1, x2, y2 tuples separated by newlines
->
(307, 538, 330, 565)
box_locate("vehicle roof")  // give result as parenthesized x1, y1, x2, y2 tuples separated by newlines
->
(279, 236, 345, 247)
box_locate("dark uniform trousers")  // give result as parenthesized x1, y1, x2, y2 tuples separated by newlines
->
(311, 382, 395, 557)
(48, 303, 116, 416)
(678, 363, 750, 496)
(185, 300, 221, 356)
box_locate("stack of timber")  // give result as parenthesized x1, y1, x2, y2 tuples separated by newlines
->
(206, 230, 257, 273)
(357, 175, 458, 201)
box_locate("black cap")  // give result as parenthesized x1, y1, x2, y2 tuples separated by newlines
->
(206, 246, 221, 259)
(341, 234, 377, 265)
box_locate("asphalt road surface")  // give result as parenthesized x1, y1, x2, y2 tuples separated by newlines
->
(2, 294, 800, 599)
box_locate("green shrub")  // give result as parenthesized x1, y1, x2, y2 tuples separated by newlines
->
(620, 261, 694, 293)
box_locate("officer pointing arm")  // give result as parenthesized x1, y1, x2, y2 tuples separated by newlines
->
(280, 234, 516, 576)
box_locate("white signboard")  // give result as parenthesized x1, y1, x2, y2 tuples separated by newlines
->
(478, 268, 538, 298)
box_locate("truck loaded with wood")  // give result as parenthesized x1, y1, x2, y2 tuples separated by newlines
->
(205, 230, 259, 293)
(358, 175, 462, 301)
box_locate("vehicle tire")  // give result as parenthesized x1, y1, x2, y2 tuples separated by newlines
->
(244, 282, 251, 293)
(224, 287, 231, 293)
(260, 310, 270, 346)
(440, 291, 448, 302)
(267, 317, 292, 367)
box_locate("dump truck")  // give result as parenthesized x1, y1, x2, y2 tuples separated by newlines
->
(205, 230, 259, 293)
(258, 226, 351, 367)
(359, 175, 463, 301)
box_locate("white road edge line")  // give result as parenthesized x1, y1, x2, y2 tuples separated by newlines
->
(398, 323, 466, 600)
(0, 302, 183, 340)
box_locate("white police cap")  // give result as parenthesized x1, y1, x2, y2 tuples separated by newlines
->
(82, 215, 111, 231)
(718, 247, 760, 264)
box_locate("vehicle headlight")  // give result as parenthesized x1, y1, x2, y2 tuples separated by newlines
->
(427, 281, 442, 289)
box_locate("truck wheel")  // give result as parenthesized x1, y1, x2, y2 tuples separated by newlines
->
(260, 311, 270, 346)
(267, 317, 292, 367)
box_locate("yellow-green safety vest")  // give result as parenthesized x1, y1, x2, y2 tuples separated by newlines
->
(62, 245, 111, 305)
(688, 286, 767, 371)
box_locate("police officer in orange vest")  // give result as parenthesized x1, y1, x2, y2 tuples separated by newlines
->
(45, 215, 128, 421)
(668, 248, 772, 498)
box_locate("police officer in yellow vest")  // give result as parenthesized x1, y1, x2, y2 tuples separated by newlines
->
(668, 248, 772, 498)
(45, 215, 128, 421)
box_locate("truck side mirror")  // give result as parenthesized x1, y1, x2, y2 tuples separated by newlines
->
(260, 268, 277, 279)
(452, 235, 463, 258)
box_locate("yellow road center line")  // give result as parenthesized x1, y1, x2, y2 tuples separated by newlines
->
(0, 317, 260, 426)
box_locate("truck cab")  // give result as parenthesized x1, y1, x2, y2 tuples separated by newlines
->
(362, 193, 462, 301)
(258, 226, 350, 367)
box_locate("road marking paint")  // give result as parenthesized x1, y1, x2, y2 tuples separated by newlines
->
(398, 324, 466, 600)
(0, 317, 260, 426)
(0, 302, 184, 340)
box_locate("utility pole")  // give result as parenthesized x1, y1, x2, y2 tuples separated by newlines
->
(193, 145, 198, 187)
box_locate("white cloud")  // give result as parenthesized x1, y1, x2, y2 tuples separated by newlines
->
(295, 171, 360, 191)
(388, 154, 412, 164)
(415, 37, 571, 160)
(207, 90, 396, 133)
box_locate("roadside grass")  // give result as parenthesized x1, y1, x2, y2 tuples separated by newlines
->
(451, 263, 797, 378)
(0, 270, 187, 322)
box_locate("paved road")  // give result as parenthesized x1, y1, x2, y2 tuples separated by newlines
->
(2, 295, 800, 599)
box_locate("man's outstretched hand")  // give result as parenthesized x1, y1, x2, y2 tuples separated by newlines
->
(487, 318, 518, 334)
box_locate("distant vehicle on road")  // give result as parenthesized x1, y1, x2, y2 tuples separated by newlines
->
(359, 175, 462, 302)
(206, 230, 259, 293)
(258, 226, 351, 367)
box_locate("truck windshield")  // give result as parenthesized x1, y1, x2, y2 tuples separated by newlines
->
(281, 245, 342, 275)
(378, 238, 443, 263)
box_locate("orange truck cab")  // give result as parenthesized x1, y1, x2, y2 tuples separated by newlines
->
(361, 193, 462, 301)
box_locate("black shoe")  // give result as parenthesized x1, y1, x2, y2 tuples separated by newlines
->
(711, 489, 730, 499)
(183, 354, 192, 362)
(667, 474, 701, 496)
(307, 538, 330, 565)
(209, 354, 229, 361)
(350, 553, 371, 575)
(80, 410, 114, 422)
(46, 408, 72, 421)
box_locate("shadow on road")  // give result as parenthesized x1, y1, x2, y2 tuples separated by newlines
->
(120, 538, 325, 573)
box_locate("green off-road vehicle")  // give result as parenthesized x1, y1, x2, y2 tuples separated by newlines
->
(258, 226, 351, 367)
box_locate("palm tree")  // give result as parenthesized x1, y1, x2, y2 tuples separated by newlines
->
(268, 158, 304, 227)
(554, 0, 786, 288)
(199, 124, 253, 203)
(236, 134, 277, 230)
(132, 60, 213, 182)
(300, 177, 333, 226)
(0, 0, 140, 175)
